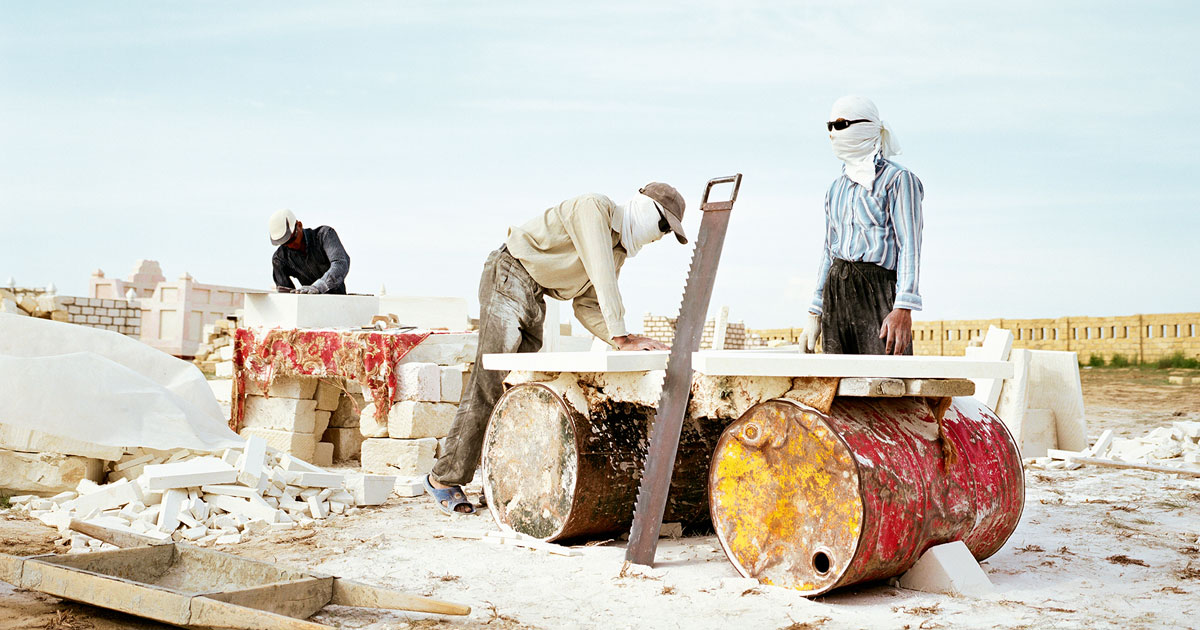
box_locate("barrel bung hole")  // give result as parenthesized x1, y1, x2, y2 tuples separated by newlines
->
(812, 551, 831, 575)
(743, 424, 759, 441)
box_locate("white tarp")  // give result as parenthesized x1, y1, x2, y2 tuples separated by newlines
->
(0, 314, 242, 452)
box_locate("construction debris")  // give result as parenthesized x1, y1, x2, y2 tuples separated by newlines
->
(1032, 420, 1200, 474)
(7, 437, 397, 551)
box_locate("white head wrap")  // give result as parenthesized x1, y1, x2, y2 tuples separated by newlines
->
(828, 95, 901, 189)
(616, 193, 666, 258)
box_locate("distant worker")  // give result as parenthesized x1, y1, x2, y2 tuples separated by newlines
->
(425, 184, 688, 515)
(268, 209, 350, 294)
(799, 96, 924, 356)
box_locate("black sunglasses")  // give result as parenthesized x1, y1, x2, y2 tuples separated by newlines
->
(827, 118, 871, 132)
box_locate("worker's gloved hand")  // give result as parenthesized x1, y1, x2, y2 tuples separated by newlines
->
(295, 285, 320, 294)
(613, 334, 670, 351)
(798, 312, 822, 353)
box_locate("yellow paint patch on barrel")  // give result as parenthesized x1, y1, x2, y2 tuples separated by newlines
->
(710, 400, 863, 593)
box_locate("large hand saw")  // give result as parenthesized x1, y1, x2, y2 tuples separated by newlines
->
(626, 173, 742, 566)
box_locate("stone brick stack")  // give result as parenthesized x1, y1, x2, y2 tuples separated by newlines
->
(193, 319, 238, 376)
(641, 313, 751, 350)
(238, 377, 345, 466)
(0, 287, 141, 338)
(357, 333, 476, 479)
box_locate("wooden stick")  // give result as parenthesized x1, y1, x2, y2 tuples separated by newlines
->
(331, 579, 470, 616)
(1064, 456, 1200, 478)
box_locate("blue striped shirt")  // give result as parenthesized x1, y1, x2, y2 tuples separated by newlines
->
(810, 155, 924, 315)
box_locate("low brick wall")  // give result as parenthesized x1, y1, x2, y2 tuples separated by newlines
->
(61, 296, 142, 337)
(749, 312, 1200, 364)
(643, 314, 758, 349)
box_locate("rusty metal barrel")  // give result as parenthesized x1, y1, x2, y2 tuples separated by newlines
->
(709, 395, 1023, 596)
(481, 378, 726, 542)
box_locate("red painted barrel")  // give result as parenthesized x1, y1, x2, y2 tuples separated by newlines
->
(709, 396, 1024, 595)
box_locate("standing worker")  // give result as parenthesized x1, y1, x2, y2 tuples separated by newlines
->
(425, 183, 688, 515)
(799, 96, 924, 356)
(268, 209, 351, 294)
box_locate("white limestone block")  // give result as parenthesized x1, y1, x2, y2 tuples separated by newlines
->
(294, 472, 345, 489)
(157, 489, 187, 533)
(1027, 350, 1088, 452)
(215, 533, 243, 545)
(254, 376, 318, 399)
(181, 525, 208, 540)
(330, 392, 364, 428)
(440, 365, 465, 403)
(0, 449, 106, 495)
(307, 496, 328, 519)
(201, 484, 259, 499)
(279, 453, 324, 473)
(144, 457, 237, 490)
(315, 380, 342, 412)
(400, 333, 479, 366)
(218, 345, 234, 362)
(314, 411, 332, 439)
(215, 362, 234, 378)
(206, 494, 279, 523)
(393, 476, 424, 498)
(358, 404, 389, 438)
(1018, 409, 1057, 459)
(239, 435, 267, 487)
(238, 428, 317, 463)
(967, 326, 1014, 410)
(326, 428, 364, 462)
(313, 442, 333, 467)
(64, 478, 143, 516)
(397, 363, 441, 402)
(0, 424, 125, 461)
(898, 540, 993, 596)
(242, 397, 319, 434)
(346, 473, 396, 506)
(361, 438, 437, 476)
(387, 401, 457, 439)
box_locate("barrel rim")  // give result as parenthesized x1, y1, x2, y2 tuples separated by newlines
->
(481, 381, 581, 541)
(708, 397, 864, 596)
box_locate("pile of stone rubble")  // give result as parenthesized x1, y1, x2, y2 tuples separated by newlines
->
(1029, 420, 1200, 470)
(7, 436, 403, 553)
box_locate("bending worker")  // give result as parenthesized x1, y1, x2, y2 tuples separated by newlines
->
(425, 183, 688, 515)
(799, 95, 924, 356)
(268, 209, 350, 294)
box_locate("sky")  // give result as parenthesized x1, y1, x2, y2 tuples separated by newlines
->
(2, 1, 1197, 331)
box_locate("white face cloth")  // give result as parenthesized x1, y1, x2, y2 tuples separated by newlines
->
(828, 95, 902, 189)
(616, 193, 666, 257)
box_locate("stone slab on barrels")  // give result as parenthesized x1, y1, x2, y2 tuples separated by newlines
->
(693, 352, 1013, 380)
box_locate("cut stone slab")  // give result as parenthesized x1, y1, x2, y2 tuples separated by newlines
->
(898, 540, 994, 596)
(325, 427, 364, 462)
(400, 333, 479, 366)
(388, 401, 457, 439)
(314, 411, 331, 437)
(396, 363, 441, 402)
(242, 397, 318, 433)
(0, 449, 106, 496)
(144, 457, 238, 490)
(995, 349, 1032, 441)
(238, 428, 317, 463)
(207, 378, 233, 405)
(484, 350, 667, 373)
(295, 472, 344, 489)
(966, 326, 1014, 410)
(1027, 350, 1088, 452)
(206, 494, 279, 523)
(315, 379, 342, 411)
(1019, 409, 1057, 459)
(346, 473, 397, 506)
(244, 293, 380, 329)
(361, 438, 437, 476)
(0, 424, 125, 461)
(157, 488, 187, 533)
(252, 376, 318, 399)
(692, 352, 1014, 379)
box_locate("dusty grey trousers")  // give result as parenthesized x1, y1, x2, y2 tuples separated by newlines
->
(821, 259, 913, 356)
(431, 246, 546, 486)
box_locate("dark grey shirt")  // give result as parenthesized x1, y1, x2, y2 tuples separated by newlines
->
(272, 226, 349, 294)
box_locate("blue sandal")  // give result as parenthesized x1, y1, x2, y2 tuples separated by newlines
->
(424, 474, 475, 515)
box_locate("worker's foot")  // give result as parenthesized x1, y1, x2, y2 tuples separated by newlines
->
(424, 474, 475, 515)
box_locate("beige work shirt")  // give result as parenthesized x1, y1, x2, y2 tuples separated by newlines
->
(505, 193, 629, 342)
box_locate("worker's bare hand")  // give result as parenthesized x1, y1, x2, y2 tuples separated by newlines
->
(613, 334, 670, 351)
(878, 308, 912, 355)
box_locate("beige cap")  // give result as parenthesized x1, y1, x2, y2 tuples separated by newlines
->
(268, 209, 297, 246)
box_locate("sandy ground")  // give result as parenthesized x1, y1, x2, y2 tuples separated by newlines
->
(3, 369, 1199, 630)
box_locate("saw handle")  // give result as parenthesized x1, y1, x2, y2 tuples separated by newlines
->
(700, 174, 742, 211)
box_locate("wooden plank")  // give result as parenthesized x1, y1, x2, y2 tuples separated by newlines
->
(692, 352, 1013, 380)
(482, 351, 668, 373)
(190, 595, 334, 629)
(1063, 456, 1200, 478)
(202, 577, 333, 620)
(838, 378, 904, 397)
(20, 559, 193, 626)
(905, 378, 975, 397)
(331, 578, 470, 616)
